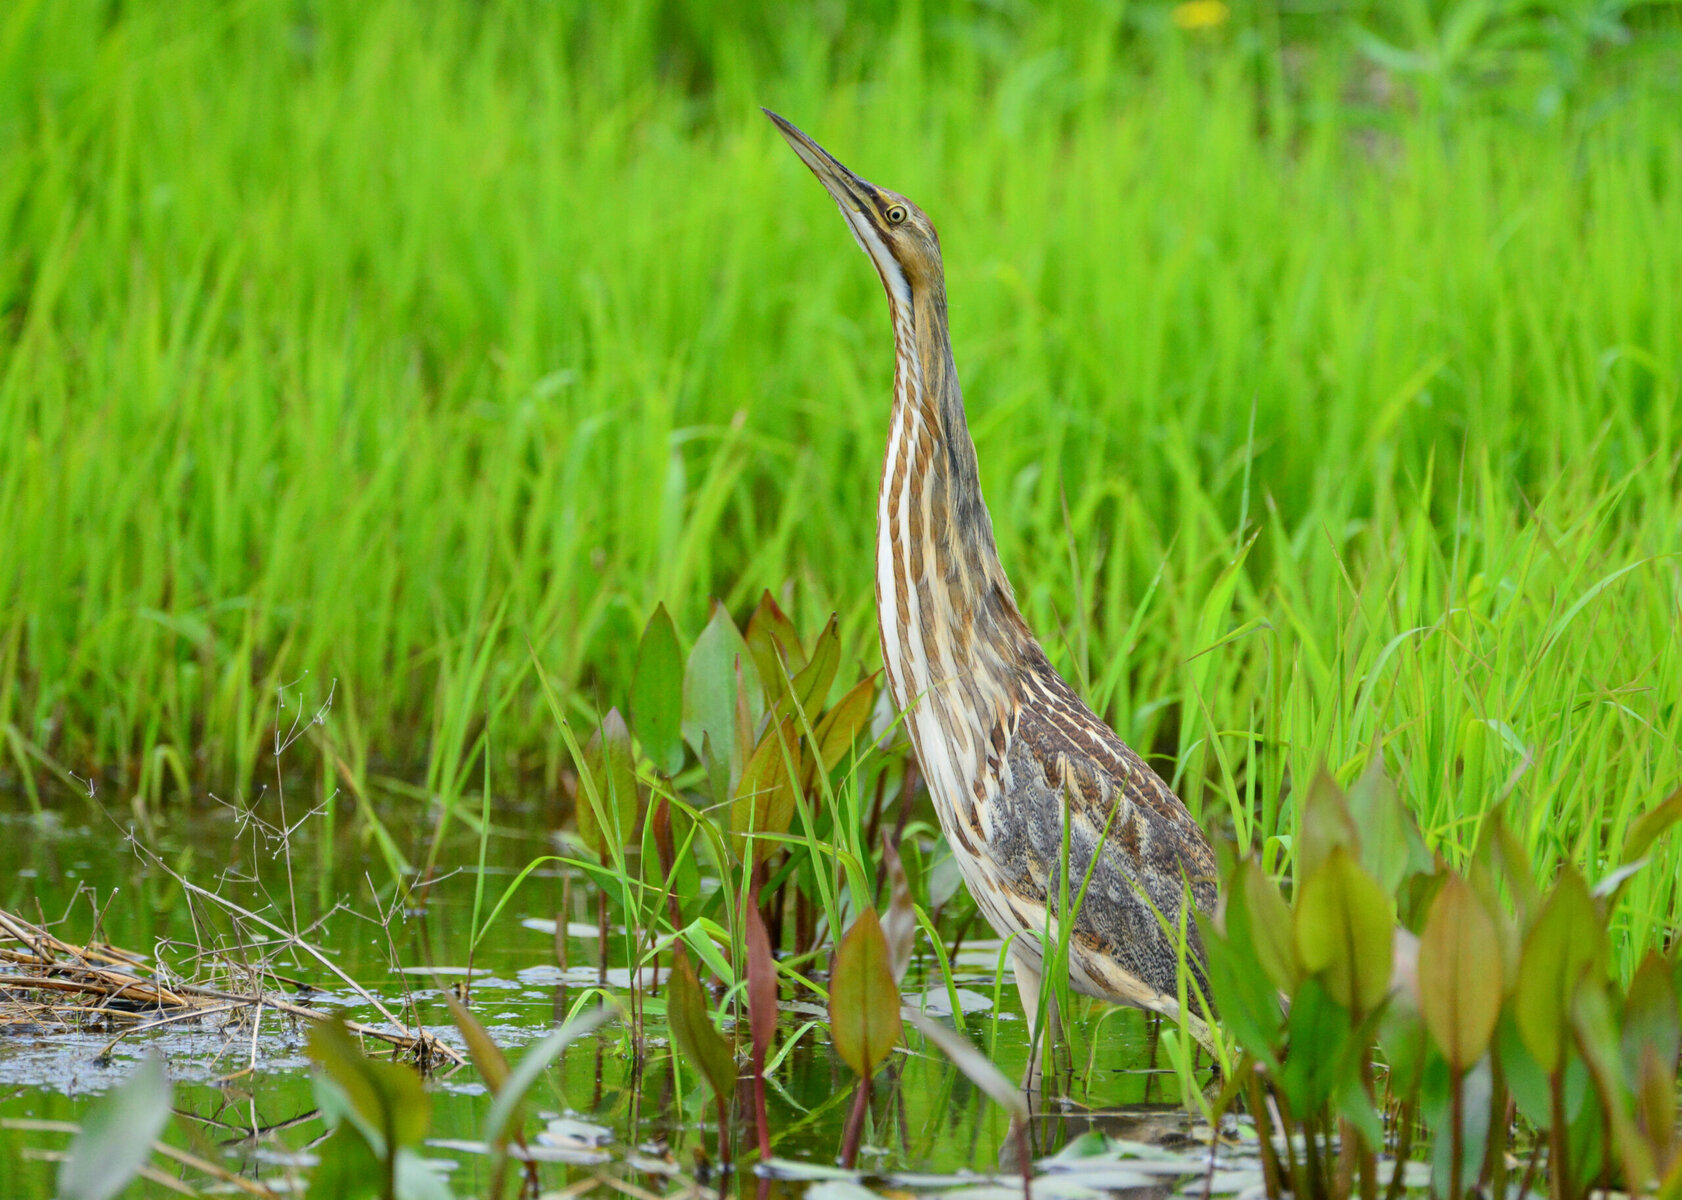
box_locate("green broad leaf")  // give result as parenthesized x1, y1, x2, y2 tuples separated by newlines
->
(1231, 857, 1300, 994)
(730, 718, 799, 865)
(700, 731, 731, 810)
(1514, 867, 1602, 1074)
(1417, 874, 1503, 1071)
(484, 1006, 616, 1149)
(307, 1017, 431, 1152)
(1294, 847, 1394, 1014)
(1378, 1001, 1431, 1098)
(1278, 977, 1349, 1116)
(682, 600, 761, 786)
(807, 673, 878, 782)
(789, 614, 840, 718)
(305, 1124, 384, 1200)
(1474, 809, 1540, 923)
(58, 1053, 172, 1200)
(1197, 910, 1283, 1070)
(1623, 950, 1681, 1088)
(1622, 787, 1682, 865)
(1498, 1011, 1553, 1128)
(632, 603, 685, 777)
(1573, 978, 1656, 1190)
(829, 908, 903, 1080)
(1346, 761, 1411, 897)
(1296, 767, 1359, 883)
(577, 707, 638, 860)
(1337, 1067, 1385, 1153)
(745, 589, 805, 712)
(1625, 955, 1679, 1172)
(667, 951, 738, 1104)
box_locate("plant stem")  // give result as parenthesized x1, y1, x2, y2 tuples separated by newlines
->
(1449, 1067, 1464, 1200)
(841, 1079, 870, 1168)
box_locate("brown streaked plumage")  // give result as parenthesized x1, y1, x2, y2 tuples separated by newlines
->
(765, 110, 1219, 1061)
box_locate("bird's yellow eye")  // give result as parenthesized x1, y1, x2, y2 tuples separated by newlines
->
(885, 204, 908, 225)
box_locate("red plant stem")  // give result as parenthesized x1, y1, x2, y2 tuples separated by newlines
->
(840, 1079, 870, 1168)
(596, 888, 608, 987)
(1449, 1067, 1464, 1200)
(1550, 1070, 1570, 1200)
(1013, 1116, 1033, 1200)
(754, 1066, 770, 1163)
(1248, 1073, 1286, 1199)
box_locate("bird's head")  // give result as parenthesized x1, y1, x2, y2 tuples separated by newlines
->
(764, 109, 942, 309)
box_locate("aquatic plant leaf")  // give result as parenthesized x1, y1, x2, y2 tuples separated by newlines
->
(1346, 761, 1410, 896)
(1623, 951, 1680, 1164)
(1297, 767, 1359, 883)
(1232, 857, 1300, 994)
(1574, 978, 1656, 1190)
(745, 892, 778, 1069)
(58, 1052, 171, 1200)
(880, 835, 916, 985)
(809, 673, 878, 781)
(904, 1008, 1028, 1120)
(829, 908, 902, 1079)
(667, 950, 738, 1104)
(731, 717, 798, 865)
(1294, 847, 1394, 1013)
(1197, 909, 1283, 1069)
(1278, 977, 1349, 1116)
(790, 614, 840, 717)
(1378, 1001, 1431, 1097)
(745, 590, 804, 712)
(1498, 1011, 1553, 1127)
(441, 990, 516, 1142)
(484, 1006, 615, 1150)
(1472, 809, 1540, 924)
(1514, 867, 1601, 1073)
(683, 600, 761, 785)
(577, 707, 638, 860)
(1622, 787, 1682, 865)
(1417, 874, 1502, 1071)
(632, 603, 685, 776)
(1337, 1066, 1385, 1152)
(308, 1016, 430, 1151)
(306, 1124, 384, 1200)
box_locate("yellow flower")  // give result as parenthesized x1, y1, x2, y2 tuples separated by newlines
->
(1172, 0, 1230, 30)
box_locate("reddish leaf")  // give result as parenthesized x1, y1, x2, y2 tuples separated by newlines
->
(829, 909, 902, 1080)
(667, 951, 737, 1105)
(806, 673, 879, 783)
(1417, 875, 1502, 1071)
(731, 719, 799, 865)
(745, 590, 804, 712)
(790, 615, 840, 718)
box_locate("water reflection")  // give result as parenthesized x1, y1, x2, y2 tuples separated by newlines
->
(0, 788, 1204, 1197)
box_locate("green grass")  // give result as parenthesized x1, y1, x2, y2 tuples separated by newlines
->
(2, 2, 1680, 959)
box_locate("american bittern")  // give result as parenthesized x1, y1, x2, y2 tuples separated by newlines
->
(766, 110, 1219, 1061)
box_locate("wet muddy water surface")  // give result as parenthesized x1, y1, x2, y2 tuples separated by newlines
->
(0, 788, 1233, 1197)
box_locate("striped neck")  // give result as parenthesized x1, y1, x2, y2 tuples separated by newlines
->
(874, 275, 1031, 732)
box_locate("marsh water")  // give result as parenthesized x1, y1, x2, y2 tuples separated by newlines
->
(0, 784, 1221, 1197)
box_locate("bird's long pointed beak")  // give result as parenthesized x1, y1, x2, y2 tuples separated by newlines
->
(762, 108, 877, 223)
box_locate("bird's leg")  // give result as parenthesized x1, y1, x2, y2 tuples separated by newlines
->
(1011, 953, 1060, 1097)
